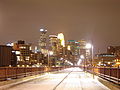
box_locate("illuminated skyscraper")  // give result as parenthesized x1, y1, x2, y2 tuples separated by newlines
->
(49, 35, 58, 56)
(57, 33, 65, 47)
(38, 29, 47, 54)
(57, 33, 65, 57)
(67, 40, 78, 65)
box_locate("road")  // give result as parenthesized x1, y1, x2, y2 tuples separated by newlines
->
(7, 67, 110, 90)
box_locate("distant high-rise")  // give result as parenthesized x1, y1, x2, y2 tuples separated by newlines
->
(78, 40, 87, 56)
(38, 29, 47, 53)
(12, 40, 31, 67)
(49, 35, 58, 56)
(67, 40, 79, 65)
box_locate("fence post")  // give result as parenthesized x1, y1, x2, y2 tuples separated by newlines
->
(24, 67, 26, 77)
(5, 67, 7, 80)
(103, 67, 105, 78)
(109, 66, 111, 79)
(117, 66, 119, 84)
(16, 67, 17, 79)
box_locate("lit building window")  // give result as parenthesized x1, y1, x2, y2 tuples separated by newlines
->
(16, 51, 20, 55)
(17, 56, 20, 61)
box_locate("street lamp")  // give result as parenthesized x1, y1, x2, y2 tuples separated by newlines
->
(86, 43, 94, 67)
(86, 43, 94, 79)
(86, 43, 92, 49)
(80, 55, 85, 71)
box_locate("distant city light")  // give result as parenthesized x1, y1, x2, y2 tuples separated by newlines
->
(80, 55, 84, 59)
(6, 43, 14, 46)
(60, 57, 63, 60)
(15, 51, 20, 55)
(77, 59, 82, 65)
(40, 29, 44, 32)
(35, 46, 37, 53)
(49, 51, 53, 55)
(85, 43, 92, 49)
(30, 46, 32, 50)
(65, 60, 73, 65)
(108, 62, 111, 64)
(40, 28, 47, 32)
(67, 45, 71, 50)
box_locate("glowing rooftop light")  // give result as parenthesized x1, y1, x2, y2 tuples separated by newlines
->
(40, 29, 44, 32)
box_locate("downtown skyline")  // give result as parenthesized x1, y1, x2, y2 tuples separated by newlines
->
(0, 0, 120, 53)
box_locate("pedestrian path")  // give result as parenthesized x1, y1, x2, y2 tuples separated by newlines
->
(6, 67, 111, 90)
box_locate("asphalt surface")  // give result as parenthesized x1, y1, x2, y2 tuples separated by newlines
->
(7, 67, 110, 90)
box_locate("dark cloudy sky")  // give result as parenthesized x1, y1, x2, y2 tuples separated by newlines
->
(0, 0, 120, 53)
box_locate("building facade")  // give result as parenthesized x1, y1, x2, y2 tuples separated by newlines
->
(107, 46, 120, 66)
(38, 29, 47, 53)
(0, 45, 12, 67)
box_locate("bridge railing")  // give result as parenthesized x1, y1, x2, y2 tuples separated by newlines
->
(0, 66, 68, 81)
(84, 66, 120, 84)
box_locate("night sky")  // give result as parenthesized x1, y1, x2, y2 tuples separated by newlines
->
(0, 0, 120, 53)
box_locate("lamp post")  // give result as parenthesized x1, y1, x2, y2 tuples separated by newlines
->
(86, 43, 94, 79)
(48, 51, 53, 68)
(80, 55, 85, 71)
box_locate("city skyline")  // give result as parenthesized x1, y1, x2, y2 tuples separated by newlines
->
(0, 1, 120, 89)
(0, 0, 120, 53)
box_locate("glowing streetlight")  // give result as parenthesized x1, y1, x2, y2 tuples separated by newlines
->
(80, 55, 85, 71)
(86, 43, 92, 49)
(85, 43, 93, 63)
(85, 43, 94, 78)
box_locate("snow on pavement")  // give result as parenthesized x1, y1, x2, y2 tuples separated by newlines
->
(7, 67, 110, 90)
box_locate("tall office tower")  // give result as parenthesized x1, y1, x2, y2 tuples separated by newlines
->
(38, 29, 47, 54)
(49, 35, 58, 56)
(66, 40, 78, 65)
(78, 40, 87, 56)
